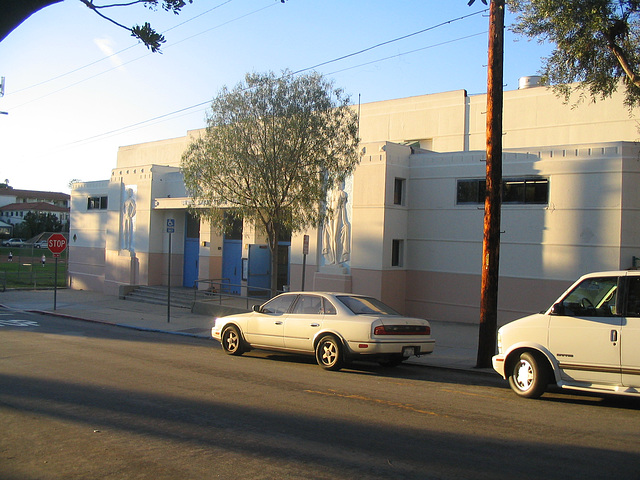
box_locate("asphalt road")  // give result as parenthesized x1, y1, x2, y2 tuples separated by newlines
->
(2, 309, 640, 480)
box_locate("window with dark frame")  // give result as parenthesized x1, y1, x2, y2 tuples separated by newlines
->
(87, 196, 108, 210)
(456, 178, 549, 205)
(392, 239, 404, 267)
(394, 178, 406, 205)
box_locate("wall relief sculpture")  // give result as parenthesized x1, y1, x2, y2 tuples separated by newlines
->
(322, 181, 351, 266)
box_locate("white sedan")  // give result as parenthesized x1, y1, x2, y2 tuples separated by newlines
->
(493, 270, 640, 398)
(212, 292, 435, 370)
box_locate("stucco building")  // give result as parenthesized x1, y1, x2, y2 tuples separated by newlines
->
(0, 187, 70, 234)
(68, 79, 640, 325)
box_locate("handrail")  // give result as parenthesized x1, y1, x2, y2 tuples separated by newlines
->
(192, 278, 284, 309)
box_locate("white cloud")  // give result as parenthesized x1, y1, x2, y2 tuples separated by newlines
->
(93, 37, 125, 71)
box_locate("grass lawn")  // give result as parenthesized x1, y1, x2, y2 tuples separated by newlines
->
(0, 246, 68, 289)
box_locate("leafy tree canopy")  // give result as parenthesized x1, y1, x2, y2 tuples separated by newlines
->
(14, 212, 66, 239)
(181, 70, 360, 292)
(2, 0, 193, 53)
(509, 0, 640, 107)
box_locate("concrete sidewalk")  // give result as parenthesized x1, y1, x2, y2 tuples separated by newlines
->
(0, 288, 496, 374)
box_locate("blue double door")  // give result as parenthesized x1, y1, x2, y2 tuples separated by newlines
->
(182, 212, 200, 288)
(223, 242, 290, 296)
(181, 210, 290, 294)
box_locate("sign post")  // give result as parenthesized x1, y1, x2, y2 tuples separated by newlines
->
(166, 219, 175, 323)
(301, 235, 309, 291)
(47, 233, 67, 310)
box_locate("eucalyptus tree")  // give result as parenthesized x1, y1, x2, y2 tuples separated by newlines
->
(181, 70, 360, 294)
(509, 0, 640, 107)
(2, 0, 194, 52)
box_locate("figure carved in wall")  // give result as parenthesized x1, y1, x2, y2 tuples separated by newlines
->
(322, 183, 350, 265)
(122, 187, 137, 252)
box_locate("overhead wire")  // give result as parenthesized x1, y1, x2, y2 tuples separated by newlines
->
(66, 30, 490, 149)
(325, 31, 487, 78)
(7, 0, 236, 96)
(8, 0, 273, 109)
(62, 8, 490, 148)
(18, 6, 489, 155)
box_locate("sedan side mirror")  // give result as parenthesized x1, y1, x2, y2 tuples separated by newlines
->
(252, 304, 262, 313)
(550, 303, 565, 315)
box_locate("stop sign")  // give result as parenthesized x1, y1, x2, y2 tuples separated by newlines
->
(48, 233, 67, 255)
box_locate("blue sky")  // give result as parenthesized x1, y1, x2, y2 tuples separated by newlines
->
(0, 0, 553, 194)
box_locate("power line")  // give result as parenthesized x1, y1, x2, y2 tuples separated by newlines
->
(325, 31, 487, 78)
(15, 6, 489, 156)
(62, 26, 490, 147)
(6, 0, 238, 97)
(8, 2, 276, 110)
(67, 100, 211, 146)
(293, 9, 488, 75)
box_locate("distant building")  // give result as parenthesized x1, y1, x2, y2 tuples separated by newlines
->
(0, 187, 70, 230)
(0, 220, 10, 236)
(69, 79, 640, 325)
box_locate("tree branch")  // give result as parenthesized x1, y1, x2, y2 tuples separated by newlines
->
(79, 0, 131, 31)
(605, 34, 640, 89)
(92, 1, 151, 9)
(0, 0, 64, 43)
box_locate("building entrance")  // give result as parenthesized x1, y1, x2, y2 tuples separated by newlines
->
(183, 212, 200, 287)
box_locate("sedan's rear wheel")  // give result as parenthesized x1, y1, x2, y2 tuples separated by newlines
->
(315, 335, 344, 371)
(221, 326, 244, 356)
(508, 351, 548, 398)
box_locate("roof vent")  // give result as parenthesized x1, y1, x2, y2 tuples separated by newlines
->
(518, 76, 543, 89)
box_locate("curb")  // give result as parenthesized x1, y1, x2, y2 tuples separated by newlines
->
(26, 309, 214, 339)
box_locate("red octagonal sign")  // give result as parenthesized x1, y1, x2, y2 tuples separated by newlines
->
(48, 233, 67, 255)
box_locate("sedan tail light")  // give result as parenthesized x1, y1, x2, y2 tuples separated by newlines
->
(374, 325, 430, 335)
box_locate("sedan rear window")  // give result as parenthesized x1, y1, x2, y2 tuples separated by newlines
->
(337, 296, 400, 316)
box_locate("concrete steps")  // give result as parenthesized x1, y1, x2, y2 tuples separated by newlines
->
(124, 285, 195, 309)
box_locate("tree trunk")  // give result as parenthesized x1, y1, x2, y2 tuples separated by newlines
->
(268, 224, 279, 297)
(477, 0, 504, 369)
(269, 242, 278, 297)
(1, 0, 63, 43)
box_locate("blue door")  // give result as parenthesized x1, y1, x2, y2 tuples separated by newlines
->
(248, 244, 271, 297)
(222, 239, 242, 294)
(182, 212, 200, 288)
(183, 238, 199, 287)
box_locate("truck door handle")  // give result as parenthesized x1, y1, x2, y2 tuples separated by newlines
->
(275, 321, 283, 325)
(611, 330, 618, 342)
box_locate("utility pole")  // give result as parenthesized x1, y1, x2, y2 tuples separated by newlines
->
(476, 0, 504, 368)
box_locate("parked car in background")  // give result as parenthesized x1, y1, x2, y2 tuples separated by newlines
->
(493, 270, 640, 399)
(2, 238, 25, 247)
(33, 240, 48, 248)
(212, 292, 435, 370)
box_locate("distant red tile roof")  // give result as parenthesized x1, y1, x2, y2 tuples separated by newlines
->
(0, 187, 69, 201)
(0, 202, 69, 213)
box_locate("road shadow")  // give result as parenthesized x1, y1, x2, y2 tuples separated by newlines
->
(1, 371, 640, 480)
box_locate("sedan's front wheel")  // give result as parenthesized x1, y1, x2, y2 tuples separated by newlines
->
(315, 335, 344, 371)
(508, 351, 548, 399)
(221, 326, 244, 356)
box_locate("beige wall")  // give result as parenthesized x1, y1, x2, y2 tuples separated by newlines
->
(403, 270, 573, 326)
(68, 181, 109, 291)
(70, 82, 640, 325)
(358, 83, 640, 154)
(115, 136, 191, 169)
(294, 141, 640, 324)
(358, 90, 468, 151)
